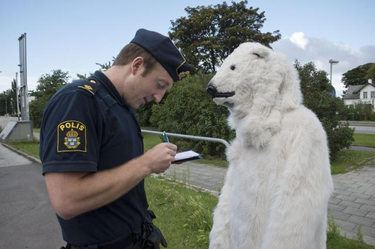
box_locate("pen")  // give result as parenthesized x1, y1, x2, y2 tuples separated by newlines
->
(163, 131, 169, 143)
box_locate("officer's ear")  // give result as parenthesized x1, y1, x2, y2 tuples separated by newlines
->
(131, 57, 144, 75)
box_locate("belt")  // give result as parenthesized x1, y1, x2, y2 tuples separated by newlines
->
(65, 233, 138, 249)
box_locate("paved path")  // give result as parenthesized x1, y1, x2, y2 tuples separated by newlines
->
(0, 144, 64, 249)
(351, 126, 375, 134)
(165, 160, 375, 245)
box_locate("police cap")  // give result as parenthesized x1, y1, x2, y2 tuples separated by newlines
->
(130, 29, 191, 82)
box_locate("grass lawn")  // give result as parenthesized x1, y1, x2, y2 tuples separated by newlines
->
(353, 133, 375, 148)
(331, 150, 375, 174)
(4, 139, 375, 248)
(143, 132, 163, 151)
(146, 176, 216, 248)
(7, 140, 40, 158)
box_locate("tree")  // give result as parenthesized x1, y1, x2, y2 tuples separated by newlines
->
(0, 90, 12, 116)
(0, 79, 18, 116)
(29, 70, 69, 127)
(96, 57, 114, 71)
(75, 57, 115, 80)
(10, 78, 18, 116)
(366, 64, 375, 83)
(295, 61, 354, 159)
(169, 0, 281, 74)
(342, 63, 375, 88)
(31, 69, 69, 100)
(150, 73, 234, 158)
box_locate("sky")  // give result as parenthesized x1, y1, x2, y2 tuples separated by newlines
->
(0, 0, 374, 97)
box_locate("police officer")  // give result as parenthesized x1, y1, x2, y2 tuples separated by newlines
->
(39, 29, 191, 249)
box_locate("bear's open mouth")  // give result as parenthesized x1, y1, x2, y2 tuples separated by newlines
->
(213, 91, 236, 98)
(206, 83, 235, 99)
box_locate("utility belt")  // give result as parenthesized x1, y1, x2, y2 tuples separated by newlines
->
(61, 210, 167, 249)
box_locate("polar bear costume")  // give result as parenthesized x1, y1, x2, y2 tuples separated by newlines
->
(207, 43, 334, 249)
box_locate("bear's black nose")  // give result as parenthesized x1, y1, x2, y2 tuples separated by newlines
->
(206, 82, 217, 98)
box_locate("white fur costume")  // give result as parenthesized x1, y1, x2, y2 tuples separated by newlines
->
(208, 43, 333, 249)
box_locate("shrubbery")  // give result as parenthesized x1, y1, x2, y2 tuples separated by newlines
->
(340, 102, 375, 121)
(296, 61, 354, 159)
(149, 73, 234, 158)
(29, 70, 69, 128)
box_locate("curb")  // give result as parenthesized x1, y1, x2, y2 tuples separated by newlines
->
(341, 121, 375, 127)
(1, 143, 42, 164)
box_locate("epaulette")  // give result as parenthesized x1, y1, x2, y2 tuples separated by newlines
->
(77, 78, 100, 96)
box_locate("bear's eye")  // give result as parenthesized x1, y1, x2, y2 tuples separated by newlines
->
(253, 53, 261, 58)
(230, 65, 236, 70)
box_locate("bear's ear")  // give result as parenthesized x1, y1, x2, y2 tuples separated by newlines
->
(279, 65, 302, 111)
(251, 46, 270, 59)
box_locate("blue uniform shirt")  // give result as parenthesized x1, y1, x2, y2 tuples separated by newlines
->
(40, 71, 148, 246)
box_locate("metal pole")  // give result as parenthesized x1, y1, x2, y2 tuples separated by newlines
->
(330, 62, 333, 85)
(4, 97, 7, 116)
(18, 33, 29, 120)
(15, 72, 20, 121)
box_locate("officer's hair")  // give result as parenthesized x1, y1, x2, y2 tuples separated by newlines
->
(113, 43, 158, 76)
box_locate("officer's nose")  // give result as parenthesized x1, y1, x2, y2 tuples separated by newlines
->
(206, 82, 217, 99)
(153, 92, 164, 104)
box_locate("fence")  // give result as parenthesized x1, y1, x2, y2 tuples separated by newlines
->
(141, 129, 230, 148)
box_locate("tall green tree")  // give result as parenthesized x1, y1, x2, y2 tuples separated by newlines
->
(295, 61, 354, 159)
(365, 64, 375, 83)
(0, 90, 12, 115)
(169, 0, 281, 74)
(30, 69, 70, 127)
(10, 78, 18, 115)
(342, 63, 375, 88)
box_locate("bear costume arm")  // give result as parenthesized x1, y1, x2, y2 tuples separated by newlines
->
(209, 165, 234, 249)
(260, 117, 333, 249)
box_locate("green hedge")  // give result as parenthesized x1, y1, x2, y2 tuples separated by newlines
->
(150, 74, 234, 158)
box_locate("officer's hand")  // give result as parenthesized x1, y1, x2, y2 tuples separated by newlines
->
(142, 143, 177, 174)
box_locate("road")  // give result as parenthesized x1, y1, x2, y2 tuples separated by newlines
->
(351, 126, 375, 134)
(0, 144, 64, 248)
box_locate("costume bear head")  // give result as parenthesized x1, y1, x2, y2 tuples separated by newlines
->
(207, 43, 303, 148)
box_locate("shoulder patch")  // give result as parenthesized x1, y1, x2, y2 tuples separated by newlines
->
(57, 120, 87, 153)
(77, 78, 99, 95)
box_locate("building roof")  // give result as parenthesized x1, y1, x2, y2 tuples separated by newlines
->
(343, 85, 364, 99)
(343, 83, 375, 99)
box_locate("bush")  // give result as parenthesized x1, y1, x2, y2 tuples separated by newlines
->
(29, 98, 47, 128)
(29, 70, 69, 128)
(343, 102, 375, 121)
(136, 102, 154, 126)
(150, 73, 234, 158)
(296, 61, 354, 159)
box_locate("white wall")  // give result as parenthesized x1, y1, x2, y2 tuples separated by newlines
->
(360, 85, 375, 101)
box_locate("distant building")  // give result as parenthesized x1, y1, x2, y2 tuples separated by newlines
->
(28, 94, 35, 102)
(343, 79, 375, 111)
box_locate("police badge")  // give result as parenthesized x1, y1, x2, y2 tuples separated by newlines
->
(64, 129, 80, 149)
(57, 120, 87, 152)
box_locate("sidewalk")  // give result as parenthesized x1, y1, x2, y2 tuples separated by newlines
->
(0, 144, 64, 249)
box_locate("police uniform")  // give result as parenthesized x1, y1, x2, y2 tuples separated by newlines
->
(40, 29, 191, 248)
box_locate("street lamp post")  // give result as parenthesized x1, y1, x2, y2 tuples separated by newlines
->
(329, 59, 339, 85)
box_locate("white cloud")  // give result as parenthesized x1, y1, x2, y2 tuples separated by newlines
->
(0, 74, 38, 93)
(273, 34, 375, 97)
(289, 32, 309, 49)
